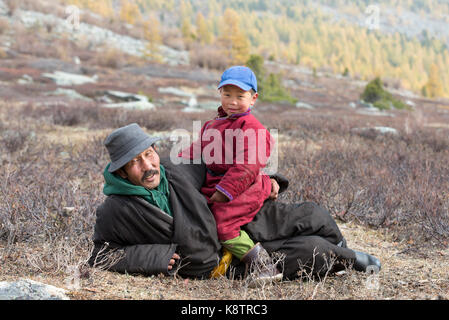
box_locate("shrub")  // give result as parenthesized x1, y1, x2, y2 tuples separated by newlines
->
(189, 43, 230, 70)
(246, 54, 297, 104)
(361, 77, 407, 110)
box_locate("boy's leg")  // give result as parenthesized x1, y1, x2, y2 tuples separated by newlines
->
(221, 230, 254, 260)
(223, 230, 283, 284)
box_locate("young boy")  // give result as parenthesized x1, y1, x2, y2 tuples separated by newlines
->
(179, 66, 282, 283)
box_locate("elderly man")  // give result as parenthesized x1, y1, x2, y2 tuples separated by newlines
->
(88, 123, 381, 280)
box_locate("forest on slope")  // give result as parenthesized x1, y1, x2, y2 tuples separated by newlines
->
(63, 0, 449, 98)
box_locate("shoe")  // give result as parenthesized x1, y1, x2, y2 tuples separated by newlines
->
(337, 237, 347, 248)
(352, 250, 381, 273)
(241, 243, 283, 286)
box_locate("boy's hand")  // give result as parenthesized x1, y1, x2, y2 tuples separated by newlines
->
(269, 178, 280, 200)
(210, 190, 229, 203)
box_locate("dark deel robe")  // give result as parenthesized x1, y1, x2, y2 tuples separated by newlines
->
(89, 159, 356, 279)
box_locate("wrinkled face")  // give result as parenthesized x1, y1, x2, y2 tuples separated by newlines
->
(219, 85, 258, 115)
(118, 146, 161, 189)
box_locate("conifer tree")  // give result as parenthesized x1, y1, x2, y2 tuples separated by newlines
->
(119, 0, 141, 25)
(196, 12, 213, 44)
(143, 15, 162, 62)
(219, 8, 250, 65)
(422, 63, 444, 98)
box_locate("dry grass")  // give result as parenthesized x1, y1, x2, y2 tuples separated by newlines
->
(1, 96, 448, 300)
(1, 221, 448, 300)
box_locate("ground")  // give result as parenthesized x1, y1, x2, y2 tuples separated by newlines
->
(1, 217, 448, 300)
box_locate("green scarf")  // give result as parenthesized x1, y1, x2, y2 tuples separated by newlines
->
(103, 163, 173, 216)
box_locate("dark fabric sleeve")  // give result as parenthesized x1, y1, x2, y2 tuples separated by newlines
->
(89, 242, 177, 276)
(166, 159, 206, 191)
(89, 195, 177, 276)
(268, 172, 289, 193)
(114, 243, 177, 275)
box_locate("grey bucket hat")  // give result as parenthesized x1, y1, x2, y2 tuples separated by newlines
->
(104, 123, 161, 173)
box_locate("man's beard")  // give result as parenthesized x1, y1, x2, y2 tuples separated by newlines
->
(141, 169, 159, 182)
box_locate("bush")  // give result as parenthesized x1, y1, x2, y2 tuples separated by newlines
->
(189, 43, 230, 70)
(361, 77, 407, 110)
(246, 54, 297, 104)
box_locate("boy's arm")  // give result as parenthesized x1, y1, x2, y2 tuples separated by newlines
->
(215, 127, 273, 201)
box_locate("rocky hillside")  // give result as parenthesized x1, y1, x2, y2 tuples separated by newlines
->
(1, 0, 448, 115)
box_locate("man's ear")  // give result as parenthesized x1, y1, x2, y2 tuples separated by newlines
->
(116, 168, 128, 179)
(152, 144, 158, 152)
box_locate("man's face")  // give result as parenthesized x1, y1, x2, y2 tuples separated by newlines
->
(220, 85, 258, 115)
(118, 146, 161, 189)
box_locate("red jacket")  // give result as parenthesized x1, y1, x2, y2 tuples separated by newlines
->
(179, 107, 273, 240)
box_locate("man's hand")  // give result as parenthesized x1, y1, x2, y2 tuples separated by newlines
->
(269, 178, 280, 200)
(209, 190, 229, 203)
(168, 253, 180, 271)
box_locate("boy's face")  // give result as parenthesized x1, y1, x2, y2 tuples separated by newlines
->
(219, 85, 258, 116)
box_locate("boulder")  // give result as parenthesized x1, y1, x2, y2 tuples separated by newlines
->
(44, 88, 92, 101)
(42, 71, 97, 86)
(295, 101, 315, 110)
(102, 100, 155, 110)
(351, 126, 399, 136)
(100, 90, 155, 110)
(0, 279, 69, 300)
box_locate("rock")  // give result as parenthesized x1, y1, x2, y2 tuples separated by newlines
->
(356, 108, 395, 117)
(17, 74, 33, 85)
(356, 100, 395, 117)
(187, 96, 198, 108)
(27, 58, 81, 74)
(198, 101, 219, 109)
(102, 100, 155, 110)
(405, 100, 416, 108)
(351, 126, 399, 136)
(17, 9, 188, 66)
(124, 65, 217, 82)
(358, 100, 376, 109)
(0, 279, 69, 300)
(44, 88, 92, 101)
(62, 207, 75, 215)
(0, 0, 8, 16)
(182, 100, 219, 113)
(42, 71, 97, 86)
(105, 90, 147, 102)
(295, 101, 315, 110)
(158, 87, 193, 98)
(101, 90, 155, 110)
(182, 107, 205, 113)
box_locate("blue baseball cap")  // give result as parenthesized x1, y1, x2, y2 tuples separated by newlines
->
(218, 66, 257, 92)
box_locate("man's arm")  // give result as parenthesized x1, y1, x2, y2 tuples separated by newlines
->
(89, 241, 179, 275)
(89, 196, 179, 276)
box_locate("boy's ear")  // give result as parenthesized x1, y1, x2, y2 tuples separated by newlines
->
(251, 92, 258, 105)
